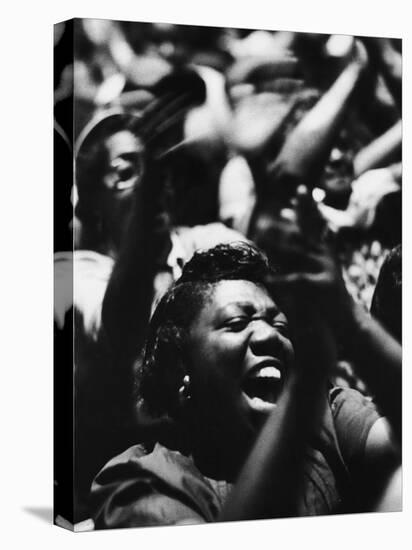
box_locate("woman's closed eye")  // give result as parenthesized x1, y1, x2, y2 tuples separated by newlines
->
(223, 316, 250, 332)
(271, 320, 289, 337)
(222, 314, 289, 335)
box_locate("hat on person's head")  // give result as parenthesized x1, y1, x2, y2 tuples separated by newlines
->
(74, 108, 143, 159)
(75, 68, 207, 163)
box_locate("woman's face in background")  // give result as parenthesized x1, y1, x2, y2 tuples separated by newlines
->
(74, 128, 145, 256)
(98, 130, 145, 253)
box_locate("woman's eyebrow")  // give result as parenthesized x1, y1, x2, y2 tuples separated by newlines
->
(217, 302, 279, 316)
(214, 302, 252, 317)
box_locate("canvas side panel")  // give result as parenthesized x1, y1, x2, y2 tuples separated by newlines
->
(54, 18, 75, 531)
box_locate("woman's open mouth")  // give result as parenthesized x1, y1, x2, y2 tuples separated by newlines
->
(242, 364, 283, 413)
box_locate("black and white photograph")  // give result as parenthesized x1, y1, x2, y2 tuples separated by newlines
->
(3, 2, 410, 548)
(53, 16, 402, 531)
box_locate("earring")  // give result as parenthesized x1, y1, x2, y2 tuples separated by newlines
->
(178, 375, 192, 403)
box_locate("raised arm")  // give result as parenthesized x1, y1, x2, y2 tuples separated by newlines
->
(362, 37, 402, 112)
(101, 158, 171, 364)
(353, 120, 401, 177)
(266, 40, 368, 190)
(340, 295, 402, 442)
(95, 75, 207, 450)
(220, 308, 336, 520)
(221, 187, 338, 520)
(232, 187, 401, 520)
(102, 70, 207, 364)
(261, 189, 402, 442)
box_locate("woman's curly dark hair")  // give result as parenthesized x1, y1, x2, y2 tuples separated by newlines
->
(137, 241, 275, 419)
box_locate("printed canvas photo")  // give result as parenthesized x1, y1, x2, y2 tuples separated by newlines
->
(53, 18, 402, 531)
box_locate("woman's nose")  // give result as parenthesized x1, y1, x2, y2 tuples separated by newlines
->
(248, 319, 282, 355)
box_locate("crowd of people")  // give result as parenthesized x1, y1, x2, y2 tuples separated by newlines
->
(54, 19, 402, 529)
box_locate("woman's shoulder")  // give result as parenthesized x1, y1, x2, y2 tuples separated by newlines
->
(90, 442, 224, 527)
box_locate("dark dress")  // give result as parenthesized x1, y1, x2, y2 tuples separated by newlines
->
(91, 387, 380, 528)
